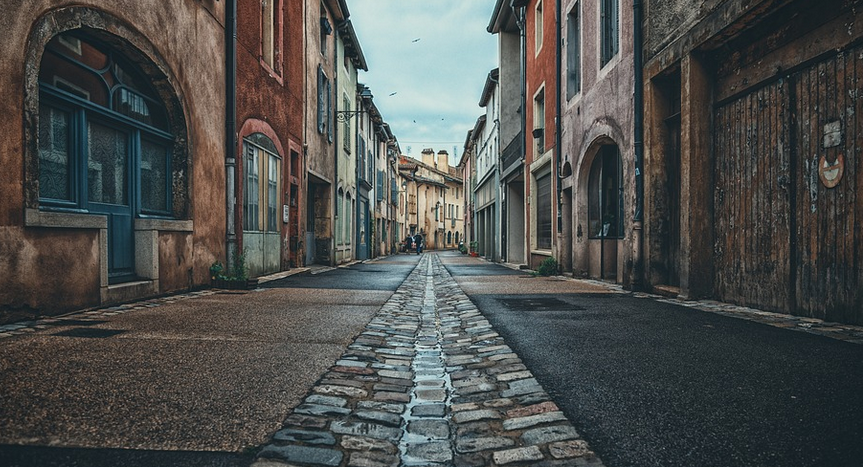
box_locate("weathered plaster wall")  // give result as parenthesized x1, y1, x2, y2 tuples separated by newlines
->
(524, 0, 559, 269)
(236, 0, 305, 272)
(560, 0, 636, 283)
(0, 0, 225, 320)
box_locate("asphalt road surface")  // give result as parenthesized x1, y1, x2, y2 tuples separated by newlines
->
(0, 255, 420, 467)
(442, 252, 863, 467)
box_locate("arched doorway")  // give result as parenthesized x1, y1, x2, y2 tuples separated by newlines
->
(585, 144, 623, 280)
(242, 132, 282, 277)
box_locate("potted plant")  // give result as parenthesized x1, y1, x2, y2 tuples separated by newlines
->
(469, 241, 479, 257)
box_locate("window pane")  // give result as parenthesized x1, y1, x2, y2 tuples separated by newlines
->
(536, 173, 552, 249)
(244, 144, 260, 231)
(88, 121, 128, 205)
(141, 139, 168, 212)
(38, 104, 71, 201)
(267, 155, 279, 232)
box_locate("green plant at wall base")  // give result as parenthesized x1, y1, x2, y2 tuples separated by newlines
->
(232, 251, 248, 281)
(535, 257, 559, 277)
(209, 261, 224, 280)
(469, 241, 478, 253)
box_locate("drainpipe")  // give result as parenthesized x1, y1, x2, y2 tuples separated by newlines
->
(511, 0, 527, 264)
(555, 0, 563, 243)
(633, 0, 645, 289)
(225, 0, 238, 274)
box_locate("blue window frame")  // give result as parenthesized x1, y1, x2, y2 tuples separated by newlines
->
(38, 32, 174, 218)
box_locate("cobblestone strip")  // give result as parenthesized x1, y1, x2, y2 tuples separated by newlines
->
(0, 290, 219, 339)
(254, 254, 605, 467)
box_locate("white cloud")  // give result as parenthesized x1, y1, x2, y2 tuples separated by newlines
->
(349, 0, 498, 157)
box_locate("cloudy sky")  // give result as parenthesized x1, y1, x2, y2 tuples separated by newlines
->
(348, 1, 499, 165)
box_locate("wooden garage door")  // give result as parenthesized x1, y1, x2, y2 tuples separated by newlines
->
(792, 49, 862, 323)
(714, 48, 863, 323)
(714, 79, 793, 313)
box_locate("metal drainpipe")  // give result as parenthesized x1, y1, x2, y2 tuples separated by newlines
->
(633, 0, 645, 289)
(555, 0, 563, 241)
(225, 0, 238, 274)
(512, 0, 527, 264)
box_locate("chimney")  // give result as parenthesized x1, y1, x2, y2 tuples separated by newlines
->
(421, 148, 435, 167)
(437, 150, 449, 170)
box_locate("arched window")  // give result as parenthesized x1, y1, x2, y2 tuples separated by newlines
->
(243, 133, 281, 233)
(447, 231, 452, 245)
(38, 31, 172, 212)
(345, 193, 353, 245)
(588, 145, 623, 238)
(336, 187, 344, 245)
(455, 231, 460, 244)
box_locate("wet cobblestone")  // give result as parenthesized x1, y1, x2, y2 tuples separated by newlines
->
(253, 254, 606, 466)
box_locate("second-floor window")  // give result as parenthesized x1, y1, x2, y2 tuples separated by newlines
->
(567, 3, 581, 99)
(535, 0, 544, 54)
(343, 94, 351, 152)
(601, 0, 619, 66)
(262, 0, 281, 71)
(533, 89, 545, 155)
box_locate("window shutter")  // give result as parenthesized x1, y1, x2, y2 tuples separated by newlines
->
(326, 79, 333, 142)
(317, 66, 324, 133)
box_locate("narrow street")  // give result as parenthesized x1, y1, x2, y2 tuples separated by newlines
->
(2, 252, 863, 466)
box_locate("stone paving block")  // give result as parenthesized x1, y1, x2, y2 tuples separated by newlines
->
(373, 391, 410, 403)
(405, 441, 454, 463)
(331, 421, 401, 441)
(416, 379, 445, 388)
(521, 425, 580, 445)
(458, 382, 497, 395)
(451, 402, 480, 412)
(496, 370, 533, 382)
(377, 369, 413, 380)
(501, 383, 544, 398)
(415, 388, 447, 402)
(355, 410, 403, 427)
(407, 419, 450, 439)
(482, 398, 514, 408)
(348, 451, 399, 467)
(549, 439, 593, 459)
(314, 383, 368, 397)
(336, 359, 369, 368)
(379, 377, 413, 387)
(503, 411, 568, 431)
(356, 400, 404, 414)
(507, 401, 559, 418)
(340, 435, 399, 454)
(272, 428, 336, 445)
(492, 445, 544, 465)
(258, 445, 343, 466)
(373, 383, 410, 393)
(293, 403, 351, 417)
(283, 414, 328, 429)
(455, 436, 515, 453)
(411, 403, 446, 417)
(304, 394, 348, 408)
(452, 409, 501, 424)
(332, 365, 376, 375)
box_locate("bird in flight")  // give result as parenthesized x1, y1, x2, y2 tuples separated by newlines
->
(411, 38, 421, 43)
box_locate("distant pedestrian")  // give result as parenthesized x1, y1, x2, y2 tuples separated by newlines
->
(414, 232, 423, 255)
(403, 235, 413, 253)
